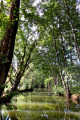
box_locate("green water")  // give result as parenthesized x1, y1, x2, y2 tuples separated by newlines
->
(0, 90, 80, 120)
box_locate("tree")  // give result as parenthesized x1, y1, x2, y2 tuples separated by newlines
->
(0, 0, 40, 99)
(0, 0, 80, 100)
(0, 0, 20, 96)
(31, 0, 80, 98)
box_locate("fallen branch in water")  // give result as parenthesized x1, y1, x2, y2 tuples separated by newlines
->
(0, 88, 33, 104)
(17, 88, 33, 93)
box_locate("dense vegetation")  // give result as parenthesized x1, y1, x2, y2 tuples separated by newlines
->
(0, 0, 80, 101)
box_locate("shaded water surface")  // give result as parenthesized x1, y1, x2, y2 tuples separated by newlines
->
(0, 89, 80, 120)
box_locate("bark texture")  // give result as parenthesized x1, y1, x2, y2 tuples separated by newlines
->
(0, 0, 20, 96)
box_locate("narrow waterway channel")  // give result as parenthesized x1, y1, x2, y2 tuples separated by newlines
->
(0, 89, 80, 120)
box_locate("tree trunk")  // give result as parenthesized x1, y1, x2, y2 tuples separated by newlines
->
(65, 0, 80, 61)
(11, 42, 35, 92)
(66, 78, 71, 99)
(53, 35, 66, 89)
(11, 71, 22, 91)
(0, 0, 20, 96)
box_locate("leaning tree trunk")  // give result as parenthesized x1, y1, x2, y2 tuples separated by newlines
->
(11, 42, 35, 92)
(0, 0, 20, 96)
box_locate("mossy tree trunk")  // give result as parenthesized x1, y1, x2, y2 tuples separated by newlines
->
(0, 0, 20, 96)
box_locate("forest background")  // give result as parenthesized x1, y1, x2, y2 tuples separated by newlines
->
(0, 0, 80, 102)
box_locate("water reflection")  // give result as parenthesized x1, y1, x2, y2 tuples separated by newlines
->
(0, 107, 11, 120)
(0, 91, 80, 120)
(0, 107, 3, 120)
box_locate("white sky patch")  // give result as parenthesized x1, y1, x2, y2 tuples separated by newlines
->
(2, 0, 7, 4)
(33, 0, 42, 7)
(76, 0, 80, 12)
(39, 12, 43, 16)
(77, 4, 80, 11)
(21, 15, 25, 21)
(31, 25, 37, 31)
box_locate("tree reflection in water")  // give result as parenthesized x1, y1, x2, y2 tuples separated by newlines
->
(0, 92, 80, 120)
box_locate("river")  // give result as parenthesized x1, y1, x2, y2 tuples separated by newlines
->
(0, 89, 80, 120)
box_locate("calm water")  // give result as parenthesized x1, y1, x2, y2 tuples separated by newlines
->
(0, 89, 80, 120)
